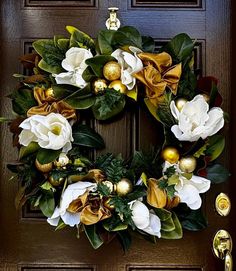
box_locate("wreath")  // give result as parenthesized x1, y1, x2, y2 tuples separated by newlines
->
(3, 24, 230, 251)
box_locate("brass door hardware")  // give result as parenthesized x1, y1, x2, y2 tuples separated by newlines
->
(106, 7, 120, 30)
(213, 230, 233, 271)
(215, 193, 231, 216)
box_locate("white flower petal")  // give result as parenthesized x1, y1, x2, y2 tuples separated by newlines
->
(190, 175, 211, 193)
(47, 207, 60, 226)
(142, 213, 161, 238)
(55, 71, 75, 85)
(61, 211, 81, 227)
(131, 201, 150, 229)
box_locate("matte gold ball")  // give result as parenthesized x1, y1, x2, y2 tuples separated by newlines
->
(93, 79, 108, 94)
(102, 180, 114, 193)
(175, 98, 188, 111)
(103, 61, 121, 81)
(109, 80, 127, 94)
(179, 156, 197, 173)
(35, 159, 53, 173)
(115, 178, 133, 196)
(161, 147, 180, 164)
(48, 175, 65, 187)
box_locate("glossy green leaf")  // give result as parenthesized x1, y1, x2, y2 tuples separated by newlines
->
(180, 209, 208, 231)
(36, 148, 61, 164)
(161, 216, 175, 232)
(205, 135, 225, 161)
(103, 221, 128, 232)
(98, 29, 115, 54)
(206, 164, 230, 183)
(142, 36, 155, 52)
(19, 142, 40, 160)
(85, 55, 115, 77)
(39, 194, 55, 218)
(72, 124, 105, 149)
(82, 66, 97, 82)
(92, 89, 126, 120)
(161, 212, 183, 239)
(52, 84, 78, 99)
(156, 93, 175, 127)
(84, 224, 103, 249)
(154, 208, 172, 221)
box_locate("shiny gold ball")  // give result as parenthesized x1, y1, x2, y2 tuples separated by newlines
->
(45, 87, 54, 98)
(93, 79, 108, 94)
(103, 61, 121, 81)
(179, 156, 197, 173)
(175, 98, 188, 111)
(109, 80, 127, 94)
(48, 175, 65, 187)
(115, 178, 133, 197)
(102, 180, 114, 193)
(161, 147, 180, 164)
(103, 198, 115, 210)
(35, 159, 53, 173)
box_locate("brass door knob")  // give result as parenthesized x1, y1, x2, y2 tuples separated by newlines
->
(213, 230, 233, 271)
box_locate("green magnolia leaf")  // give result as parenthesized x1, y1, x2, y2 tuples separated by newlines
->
(72, 124, 105, 149)
(85, 55, 115, 77)
(55, 220, 67, 231)
(56, 38, 70, 52)
(19, 142, 40, 160)
(92, 89, 126, 120)
(117, 230, 132, 252)
(84, 224, 103, 249)
(162, 33, 194, 63)
(205, 135, 225, 161)
(156, 93, 175, 127)
(52, 84, 78, 99)
(209, 83, 219, 107)
(142, 36, 155, 52)
(154, 208, 172, 221)
(39, 194, 55, 217)
(82, 66, 97, 82)
(161, 216, 176, 232)
(177, 68, 197, 99)
(112, 26, 142, 49)
(66, 25, 95, 51)
(10, 87, 37, 116)
(103, 221, 128, 232)
(98, 29, 115, 54)
(161, 212, 183, 239)
(33, 39, 65, 73)
(180, 209, 208, 231)
(36, 148, 61, 164)
(206, 164, 230, 183)
(40, 181, 56, 192)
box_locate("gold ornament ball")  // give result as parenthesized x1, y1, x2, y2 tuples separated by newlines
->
(109, 80, 127, 94)
(49, 175, 65, 187)
(45, 87, 54, 98)
(102, 180, 114, 193)
(93, 79, 108, 94)
(35, 159, 53, 173)
(115, 178, 133, 196)
(161, 147, 180, 164)
(103, 61, 121, 81)
(103, 198, 115, 210)
(175, 97, 188, 111)
(179, 156, 197, 173)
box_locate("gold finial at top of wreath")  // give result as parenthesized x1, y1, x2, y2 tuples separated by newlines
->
(106, 7, 120, 30)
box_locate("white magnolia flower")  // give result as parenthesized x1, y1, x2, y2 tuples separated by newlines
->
(170, 95, 224, 142)
(111, 46, 143, 90)
(130, 200, 161, 237)
(163, 161, 211, 210)
(54, 47, 93, 88)
(19, 113, 73, 153)
(47, 181, 97, 227)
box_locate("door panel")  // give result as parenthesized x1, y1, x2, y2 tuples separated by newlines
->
(0, 0, 234, 270)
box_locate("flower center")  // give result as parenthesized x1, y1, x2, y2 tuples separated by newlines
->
(51, 125, 61, 136)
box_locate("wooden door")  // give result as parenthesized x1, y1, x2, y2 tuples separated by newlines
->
(0, 0, 234, 270)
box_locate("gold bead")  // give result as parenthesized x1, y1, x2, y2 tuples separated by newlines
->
(45, 87, 54, 98)
(93, 79, 108, 94)
(175, 98, 188, 111)
(102, 180, 114, 192)
(179, 156, 197, 173)
(161, 147, 180, 164)
(103, 198, 115, 210)
(103, 61, 121, 81)
(35, 159, 53, 173)
(115, 178, 133, 196)
(109, 80, 127, 94)
(48, 175, 65, 187)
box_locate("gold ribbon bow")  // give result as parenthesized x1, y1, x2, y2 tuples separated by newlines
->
(67, 191, 111, 225)
(27, 86, 77, 121)
(134, 52, 182, 106)
(147, 178, 167, 208)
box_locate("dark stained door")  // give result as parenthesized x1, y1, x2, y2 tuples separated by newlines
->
(0, 0, 234, 271)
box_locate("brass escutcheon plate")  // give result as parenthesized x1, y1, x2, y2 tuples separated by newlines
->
(215, 193, 231, 216)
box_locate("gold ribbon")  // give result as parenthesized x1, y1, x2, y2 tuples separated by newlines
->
(67, 191, 111, 225)
(134, 52, 182, 106)
(147, 178, 167, 208)
(27, 86, 77, 121)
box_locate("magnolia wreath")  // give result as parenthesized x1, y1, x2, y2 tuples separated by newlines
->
(4, 25, 229, 250)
